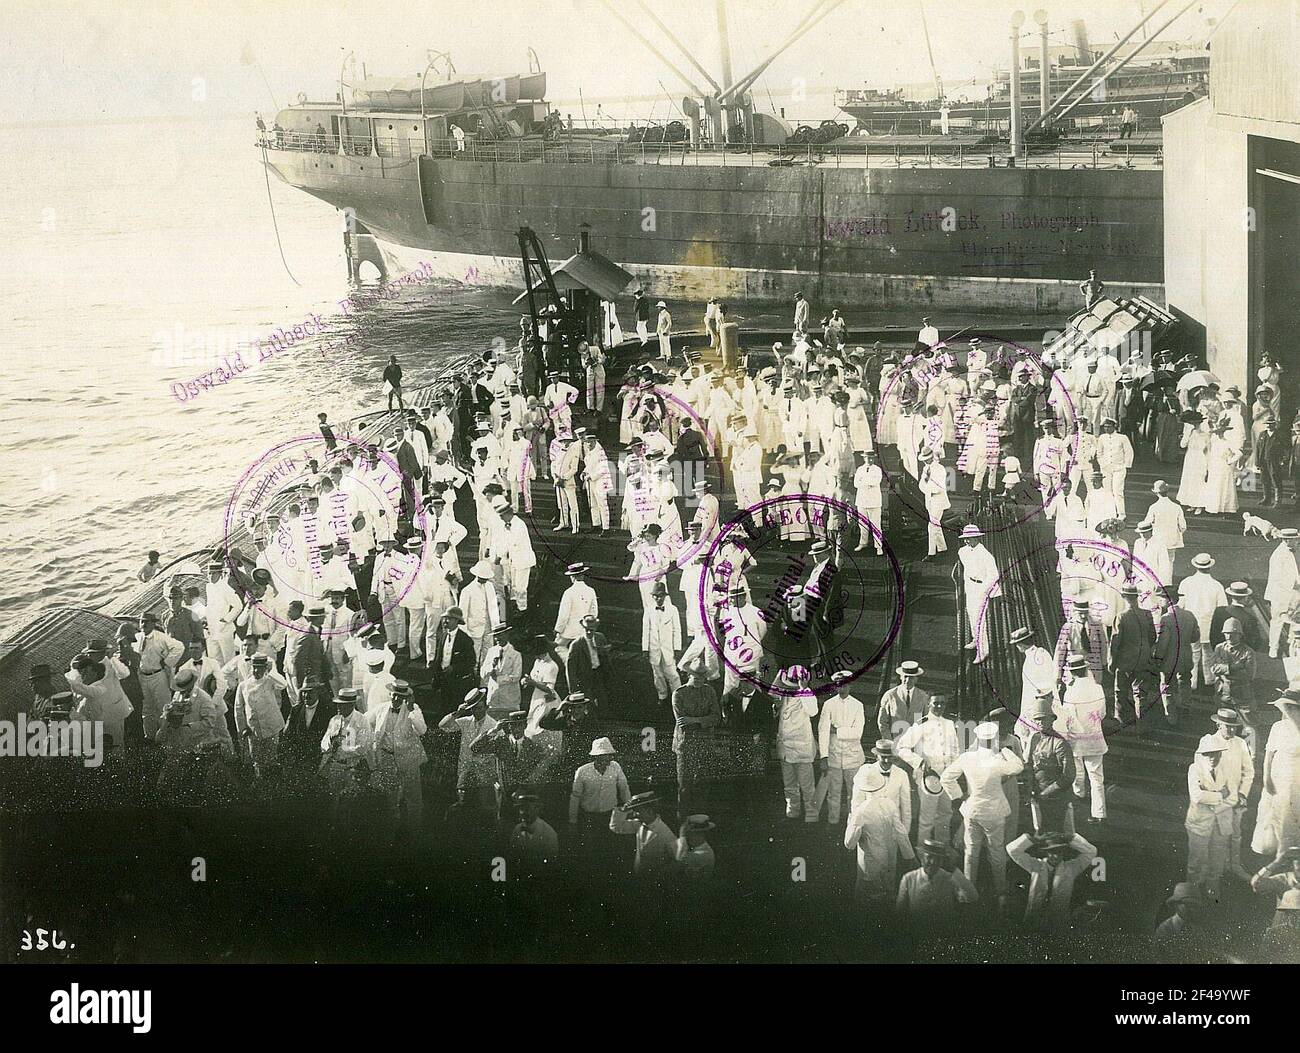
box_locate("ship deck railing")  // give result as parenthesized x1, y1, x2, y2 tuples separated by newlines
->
(843, 113, 1160, 137)
(260, 131, 1161, 171)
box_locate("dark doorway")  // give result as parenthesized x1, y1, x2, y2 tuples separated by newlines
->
(1249, 137, 1300, 427)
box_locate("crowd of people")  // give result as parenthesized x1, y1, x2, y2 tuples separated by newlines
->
(11, 286, 1300, 956)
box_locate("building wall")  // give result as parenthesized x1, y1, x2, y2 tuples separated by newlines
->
(1211, 0, 1300, 127)
(1162, 99, 1251, 387)
(1163, 0, 1300, 390)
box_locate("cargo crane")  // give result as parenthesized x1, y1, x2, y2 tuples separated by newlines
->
(517, 225, 584, 383)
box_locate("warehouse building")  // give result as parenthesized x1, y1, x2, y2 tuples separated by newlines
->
(1163, 0, 1299, 414)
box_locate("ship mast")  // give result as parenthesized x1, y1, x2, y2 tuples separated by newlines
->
(917, 0, 943, 103)
(715, 0, 735, 90)
(715, 0, 746, 142)
(599, 0, 851, 145)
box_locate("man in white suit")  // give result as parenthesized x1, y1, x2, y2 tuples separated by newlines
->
(555, 563, 599, 644)
(458, 559, 505, 662)
(1266, 529, 1300, 657)
(642, 581, 682, 705)
(489, 499, 536, 614)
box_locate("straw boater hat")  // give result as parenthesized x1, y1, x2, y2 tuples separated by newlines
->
(1211, 707, 1244, 727)
(776, 665, 812, 690)
(452, 689, 483, 717)
(589, 737, 618, 757)
(681, 814, 716, 834)
(896, 660, 923, 678)
(918, 837, 950, 856)
(1191, 553, 1215, 570)
(1025, 832, 1081, 860)
(1165, 882, 1204, 908)
(856, 766, 887, 793)
(919, 771, 944, 797)
(625, 789, 664, 811)
(1225, 581, 1252, 599)
(1009, 627, 1034, 646)
(959, 524, 984, 541)
(565, 562, 589, 576)
(1065, 653, 1090, 674)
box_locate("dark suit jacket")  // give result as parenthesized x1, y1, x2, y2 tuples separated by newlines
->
(1024, 730, 1076, 801)
(396, 440, 421, 483)
(280, 702, 334, 772)
(1111, 607, 1156, 673)
(292, 629, 333, 687)
(1209, 602, 1266, 652)
(1154, 605, 1200, 675)
(430, 627, 477, 711)
(565, 633, 612, 703)
(806, 561, 845, 640)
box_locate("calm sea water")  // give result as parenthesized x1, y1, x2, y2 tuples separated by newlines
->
(0, 116, 522, 634)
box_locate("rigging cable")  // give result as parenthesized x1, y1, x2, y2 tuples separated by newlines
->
(260, 144, 302, 287)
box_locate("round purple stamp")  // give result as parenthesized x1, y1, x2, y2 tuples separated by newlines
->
(222, 432, 429, 636)
(873, 335, 1079, 535)
(973, 535, 1182, 739)
(517, 383, 719, 585)
(697, 494, 905, 698)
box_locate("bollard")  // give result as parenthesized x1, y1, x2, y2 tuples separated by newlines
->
(720, 320, 740, 372)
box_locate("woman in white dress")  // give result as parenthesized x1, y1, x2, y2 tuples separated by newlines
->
(782, 452, 813, 543)
(896, 397, 922, 481)
(1261, 696, 1300, 860)
(758, 378, 784, 452)
(618, 379, 642, 446)
(876, 359, 901, 450)
(1177, 412, 1210, 514)
(653, 464, 683, 545)
(621, 459, 652, 535)
(523, 640, 564, 735)
(958, 401, 989, 484)
(1202, 418, 1240, 515)
(845, 377, 874, 455)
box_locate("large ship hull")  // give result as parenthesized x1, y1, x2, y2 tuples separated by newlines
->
(265, 147, 1163, 312)
(839, 88, 1203, 128)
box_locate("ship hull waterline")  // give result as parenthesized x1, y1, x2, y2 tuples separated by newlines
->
(265, 149, 1164, 314)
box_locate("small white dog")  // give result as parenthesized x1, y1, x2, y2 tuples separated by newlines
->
(1242, 512, 1277, 539)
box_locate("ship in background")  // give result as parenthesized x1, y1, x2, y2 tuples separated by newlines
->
(258, 1, 1210, 314)
(836, 18, 1208, 137)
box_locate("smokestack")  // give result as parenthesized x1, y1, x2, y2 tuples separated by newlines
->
(1071, 19, 1091, 63)
(579, 223, 590, 254)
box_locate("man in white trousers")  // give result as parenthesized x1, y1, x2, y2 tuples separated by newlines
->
(957, 524, 1000, 664)
(896, 694, 961, 845)
(816, 670, 866, 824)
(642, 581, 682, 705)
(1266, 529, 1300, 658)
(1057, 653, 1109, 826)
(1178, 553, 1228, 689)
(941, 720, 1024, 906)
